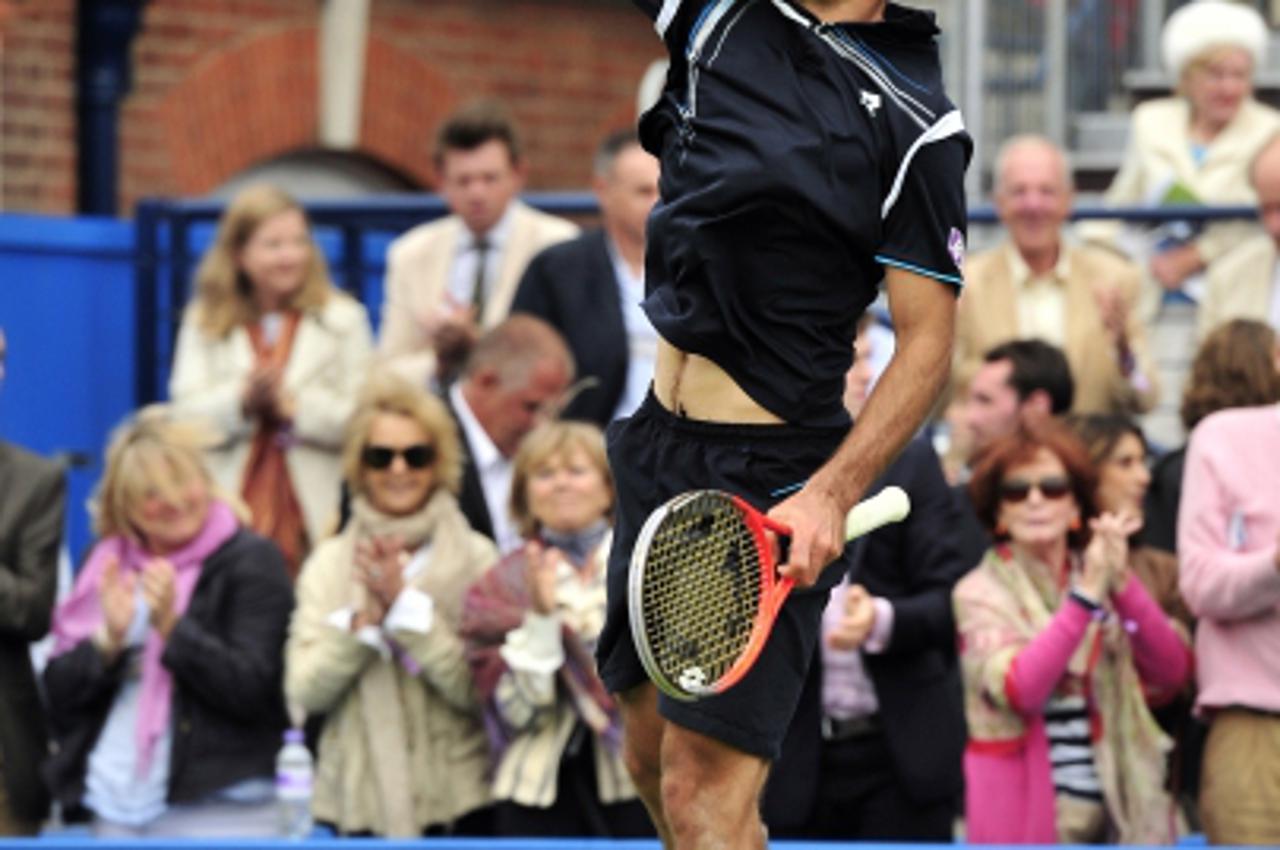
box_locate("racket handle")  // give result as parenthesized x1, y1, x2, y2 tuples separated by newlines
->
(844, 485, 911, 541)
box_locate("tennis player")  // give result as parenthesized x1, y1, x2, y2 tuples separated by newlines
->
(596, 2, 970, 847)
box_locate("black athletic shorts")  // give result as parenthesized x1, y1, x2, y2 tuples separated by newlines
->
(596, 391, 855, 760)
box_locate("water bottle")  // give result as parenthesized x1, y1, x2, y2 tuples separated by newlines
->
(275, 727, 314, 839)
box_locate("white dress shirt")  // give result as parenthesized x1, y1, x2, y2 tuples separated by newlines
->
(449, 382, 519, 553)
(446, 205, 516, 309)
(608, 237, 658, 421)
(1007, 245, 1069, 348)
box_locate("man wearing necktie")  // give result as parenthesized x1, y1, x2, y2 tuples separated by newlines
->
(379, 101, 579, 390)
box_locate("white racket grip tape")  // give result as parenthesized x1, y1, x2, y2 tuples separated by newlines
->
(843, 485, 910, 541)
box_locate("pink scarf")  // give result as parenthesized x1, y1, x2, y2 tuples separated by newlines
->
(51, 500, 239, 774)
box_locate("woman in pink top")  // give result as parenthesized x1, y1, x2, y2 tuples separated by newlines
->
(954, 420, 1191, 843)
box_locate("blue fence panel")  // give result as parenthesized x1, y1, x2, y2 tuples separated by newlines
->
(0, 214, 137, 562)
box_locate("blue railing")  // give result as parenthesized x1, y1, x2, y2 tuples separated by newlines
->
(132, 192, 1257, 404)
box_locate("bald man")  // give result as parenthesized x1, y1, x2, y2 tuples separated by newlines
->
(956, 134, 1158, 415)
(1198, 131, 1280, 340)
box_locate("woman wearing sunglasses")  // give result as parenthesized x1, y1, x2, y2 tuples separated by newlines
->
(283, 372, 497, 837)
(954, 419, 1191, 844)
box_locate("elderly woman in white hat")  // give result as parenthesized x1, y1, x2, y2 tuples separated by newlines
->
(1095, 0, 1278, 311)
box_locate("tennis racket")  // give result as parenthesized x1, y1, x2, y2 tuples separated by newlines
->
(628, 485, 910, 701)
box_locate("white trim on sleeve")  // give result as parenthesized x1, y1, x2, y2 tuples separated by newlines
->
(656, 0, 684, 37)
(881, 109, 966, 220)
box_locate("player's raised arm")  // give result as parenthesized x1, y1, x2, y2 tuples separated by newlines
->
(772, 268, 957, 588)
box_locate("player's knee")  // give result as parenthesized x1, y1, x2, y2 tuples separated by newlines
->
(617, 685, 663, 793)
(659, 764, 698, 826)
(622, 733, 661, 794)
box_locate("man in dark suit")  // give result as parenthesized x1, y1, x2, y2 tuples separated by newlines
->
(445, 315, 574, 553)
(511, 129, 659, 426)
(764, 325, 968, 841)
(0, 329, 66, 835)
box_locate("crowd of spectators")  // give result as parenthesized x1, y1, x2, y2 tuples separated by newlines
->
(2, 1, 1280, 843)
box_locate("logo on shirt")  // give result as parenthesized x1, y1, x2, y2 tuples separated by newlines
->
(859, 89, 882, 116)
(947, 227, 966, 271)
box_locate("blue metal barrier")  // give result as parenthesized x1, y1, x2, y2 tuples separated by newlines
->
(133, 192, 1255, 405)
(0, 214, 136, 562)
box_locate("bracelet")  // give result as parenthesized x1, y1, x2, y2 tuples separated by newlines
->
(1068, 588, 1108, 620)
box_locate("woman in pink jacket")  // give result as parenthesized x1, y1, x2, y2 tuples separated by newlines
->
(954, 420, 1191, 843)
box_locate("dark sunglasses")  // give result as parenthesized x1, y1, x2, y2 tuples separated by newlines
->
(999, 475, 1072, 503)
(362, 443, 436, 470)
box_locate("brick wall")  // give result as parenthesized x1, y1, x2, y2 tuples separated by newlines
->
(0, 0, 662, 215)
(0, 0, 77, 213)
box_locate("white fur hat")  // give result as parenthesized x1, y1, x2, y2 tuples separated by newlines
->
(1162, 0, 1268, 78)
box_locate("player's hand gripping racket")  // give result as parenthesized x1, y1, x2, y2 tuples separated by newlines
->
(628, 486, 910, 701)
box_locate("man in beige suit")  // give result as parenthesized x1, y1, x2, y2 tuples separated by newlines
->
(957, 135, 1158, 415)
(379, 101, 579, 388)
(1199, 131, 1280, 340)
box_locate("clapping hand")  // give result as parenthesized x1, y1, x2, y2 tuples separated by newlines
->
(1080, 512, 1141, 599)
(355, 535, 405, 612)
(99, 555, 135, 653)
(242, 363, 283, 419)
(826, 583, 876, 651)
(425, 298, 479, 384)
(1092, 285, 1130, 352)
(141, 558, 179, 640)
(524, 541, 561, 616)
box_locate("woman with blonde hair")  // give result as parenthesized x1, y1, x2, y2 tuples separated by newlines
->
(170, 183, 373, 577)
(461, 421, 650, 838)
(284, 372, 496, 837)
(43, 407, 294, 837)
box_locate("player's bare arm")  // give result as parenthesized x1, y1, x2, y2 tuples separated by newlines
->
(772, 266, 957, 586)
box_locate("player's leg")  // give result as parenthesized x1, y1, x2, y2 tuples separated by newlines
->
(618, 682, 674, 847)
(661, 722, 769, 850)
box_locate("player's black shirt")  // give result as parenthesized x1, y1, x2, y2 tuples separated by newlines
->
(632, 0, 971, 426)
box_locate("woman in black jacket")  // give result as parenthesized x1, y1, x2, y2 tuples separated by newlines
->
(43, 407, 294, 837)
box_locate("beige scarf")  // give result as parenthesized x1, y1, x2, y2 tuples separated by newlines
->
(346, 490, 458, 838)
(989, 548, 1175, 843)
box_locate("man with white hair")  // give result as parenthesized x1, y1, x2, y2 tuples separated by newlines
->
(957, 134, 1158, 415)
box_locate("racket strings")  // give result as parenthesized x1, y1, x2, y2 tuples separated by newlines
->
(641, 494, 763, 691)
